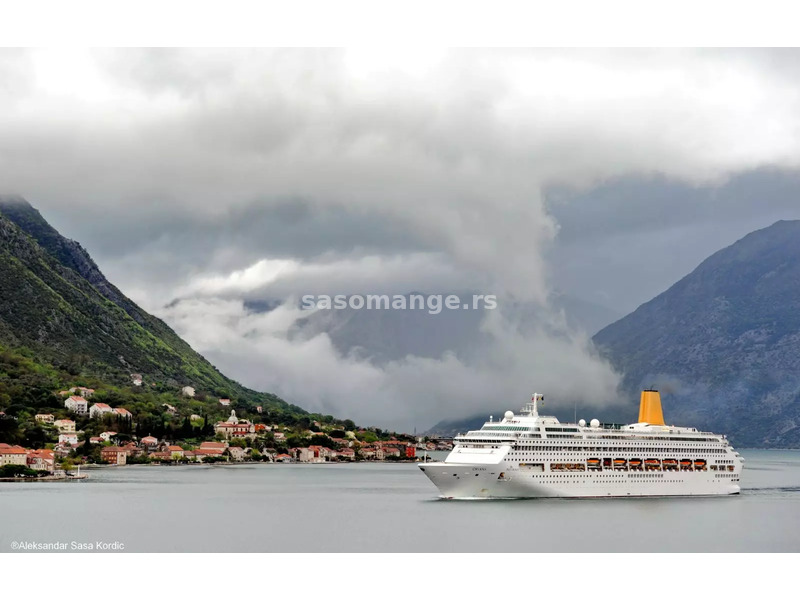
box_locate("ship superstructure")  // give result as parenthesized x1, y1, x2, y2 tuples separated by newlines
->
(419, 391, 744, 499)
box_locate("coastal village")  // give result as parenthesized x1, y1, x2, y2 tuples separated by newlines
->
(0, 382, 453, 479)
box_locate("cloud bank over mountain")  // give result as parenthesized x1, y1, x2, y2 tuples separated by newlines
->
(4, 48, 800, 429)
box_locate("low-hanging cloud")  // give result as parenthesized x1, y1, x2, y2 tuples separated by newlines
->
(4, 48, 800, 429)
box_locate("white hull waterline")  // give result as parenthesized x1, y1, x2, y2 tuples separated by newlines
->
(419, 390, 744, 499)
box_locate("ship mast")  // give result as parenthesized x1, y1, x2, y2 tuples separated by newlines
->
(530, 393, 542, 418)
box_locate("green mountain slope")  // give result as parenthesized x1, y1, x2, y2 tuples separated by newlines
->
(0, 195, 305, 419)
(593, 220, 800, 447)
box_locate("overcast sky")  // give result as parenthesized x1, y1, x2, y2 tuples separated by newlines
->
(3, 48, 800, 431)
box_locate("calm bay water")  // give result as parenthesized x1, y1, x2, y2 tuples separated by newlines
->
(1, 449, 799, 552)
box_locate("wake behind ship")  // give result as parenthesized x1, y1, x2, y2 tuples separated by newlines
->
(419, 390, 744, 499)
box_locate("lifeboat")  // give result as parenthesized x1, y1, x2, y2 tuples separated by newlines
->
(662, 458, 678, 470)
(587, 458, 601, 469)
(680, 459, 693, 470)
(644, 459, 661, 470)
(629, 458, 642, 470)
(694, 459, 707, 467)
(613, 458, 627, 470)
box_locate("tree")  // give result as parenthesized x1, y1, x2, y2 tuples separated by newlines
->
(179, 416, 193, 439)
(0, 417, 23, 445)
(0, 464, 40, 478)
(313, 435, 337, 449)
(22, 424, 50, 449)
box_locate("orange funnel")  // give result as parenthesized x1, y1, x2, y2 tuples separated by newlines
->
(638, 390, 665, 425)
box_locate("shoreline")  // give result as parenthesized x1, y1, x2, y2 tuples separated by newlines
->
(0, 474, 88, 482)
(81, 459, 423, 468)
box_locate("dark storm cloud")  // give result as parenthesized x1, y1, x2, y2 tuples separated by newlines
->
(4, 48, 800, 429)
(51, 198, 433, 275)
(546, 169, 800, 314)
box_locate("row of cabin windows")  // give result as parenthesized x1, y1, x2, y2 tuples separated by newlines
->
(510, 447, 727, 454)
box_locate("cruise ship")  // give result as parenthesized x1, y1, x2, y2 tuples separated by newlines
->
(419, 390, 743, 499)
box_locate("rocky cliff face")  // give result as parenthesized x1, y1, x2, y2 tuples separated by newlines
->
(593, 220, 800, 447)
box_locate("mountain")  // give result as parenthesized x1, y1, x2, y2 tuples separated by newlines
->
(0, 195, 305, 419)
(593, 220, 800, 447)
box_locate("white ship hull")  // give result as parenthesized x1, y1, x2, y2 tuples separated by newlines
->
(419, 461, 741, 499)
(419, 391, 744, 499)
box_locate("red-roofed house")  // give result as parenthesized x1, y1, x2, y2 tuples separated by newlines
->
(27, 449, 55, 473)
(90, 403, 113, 418)
(54, 419, 76, 433)
(121, 442, 142, 457)
(295, 445, 334, 463)
(53, 443, 73, 459)
(113, 407, 133, 418)
(140, 436, 158, 449)
(0, 444, 28, 466)
(227, 446, 246, 461)
(194, 441, 227, 462)
(61, 387, 94, 398)
(149, 451, 172, 461)
(193, 450, 225, 462)
(100, 446, 127, 465)
(337, 448, 356, 461)
(99, 431, 117, 442)
(168, 445, 184, 459)
(295, 447, 316, 463)
(214, 411, 256, 440)
(58, 433, 79, 445)
(214, 422, 257, 440)
(65, 396, 88, 414)
(199, 441, 228, 450)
